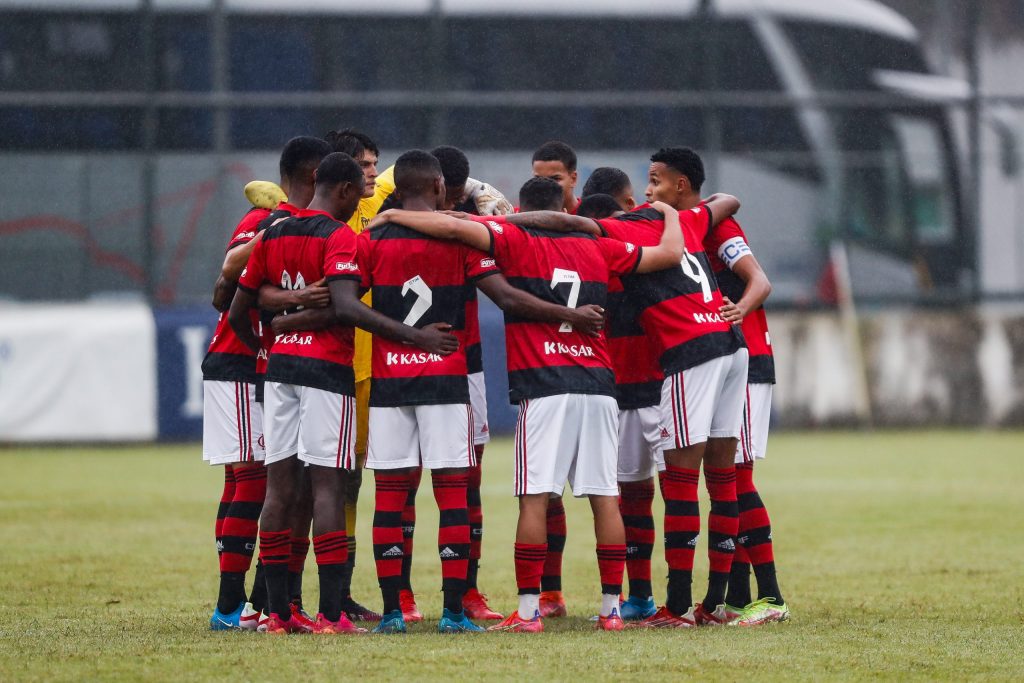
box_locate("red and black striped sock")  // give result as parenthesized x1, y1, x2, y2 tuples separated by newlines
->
(400, 467, 422, 592)
(703, 465, 738, 610)
(514, 542, 547, 598)
(619, 480, 655, 599)
(467, 446, 484, 589)
(596, 544, 627, 598)
(313, 531, 348, 622)
(660, 464, 700, 616)
(541, 498, 566, 592)
(258, 528, 292, 619)
(432, 471, 471, 612)
(737, 462, 783, 603)
(373, 472, 408, 614)
(287, 535, 310, 607)
(215, 467, 236, 556)
(727, 543, 752, 607)
(217, 464, 266, 613)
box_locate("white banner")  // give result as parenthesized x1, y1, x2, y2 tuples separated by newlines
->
(0, 302, 157, 441)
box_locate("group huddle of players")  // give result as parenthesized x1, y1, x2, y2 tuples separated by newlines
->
(202, 130, 789, 634)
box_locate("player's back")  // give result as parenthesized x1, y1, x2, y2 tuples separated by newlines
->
(599, 205, 742, 375)
(486, 221, 617, 403)
(244, 208, 358, 393)
(358, 221, 495, 407)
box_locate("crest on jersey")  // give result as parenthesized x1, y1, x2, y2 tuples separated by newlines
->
(625, 242, 635, 254)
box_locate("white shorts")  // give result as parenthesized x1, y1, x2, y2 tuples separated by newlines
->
(263, 382, 356, 469)
(366, 403, 477, 470)
(202, 380, 265, 465)
(468, 372, 490, 446)
(514, 394, 619, 498)
(737, 382, 772, 463)
(617, 406, 662, 482)
(659, 348, 749, 450)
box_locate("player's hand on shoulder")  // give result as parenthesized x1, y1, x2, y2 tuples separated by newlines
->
(366, 210, 395, 230)
(649, 201, 675, 217)
(569, 304, 605, 337)
(440, 210, 470, 220)
(718, 296, 745, 323)
(413, 322, 460, 356)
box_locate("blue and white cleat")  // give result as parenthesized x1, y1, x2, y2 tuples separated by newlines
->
(619, 595, 658, 621)
(372, 609, 407, 634)
(437, 608, 486, 633)
(210, 601, 250, 630)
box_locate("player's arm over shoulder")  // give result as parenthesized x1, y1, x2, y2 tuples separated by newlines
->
(366, 209, 492, 253)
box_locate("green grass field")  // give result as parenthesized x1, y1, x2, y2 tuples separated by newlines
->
(1, 432, 1022, 681)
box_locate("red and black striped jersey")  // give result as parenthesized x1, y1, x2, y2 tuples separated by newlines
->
(356, 221, 499, 407)
(597, 205, 743, 376)
(607, 275, 664, 410)
(704, 216, 775, 384)
(237, 209, 362, 396)
(202, 207, 271, 384)
(253, 202, 301, 377)
(480, 217, 642, 403)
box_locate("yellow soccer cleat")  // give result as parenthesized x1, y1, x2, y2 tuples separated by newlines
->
(244, 180, 287, 209)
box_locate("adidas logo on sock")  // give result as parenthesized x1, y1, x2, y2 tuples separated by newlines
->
(687, 535, 700, 547)
(216, 540, 224, 552)
(402, 526, 416, 535)
(738, 535, 749, 545)
(718, 538, 736, 551)
(382, 545, 404, 557)
(439, 547, 459, 559)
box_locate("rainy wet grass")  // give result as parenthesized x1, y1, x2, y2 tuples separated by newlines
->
(1, 432, 1022, 681)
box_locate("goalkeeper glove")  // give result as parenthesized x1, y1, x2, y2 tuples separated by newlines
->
(244, 180, 287, 210)
(465, 177, 514, 216)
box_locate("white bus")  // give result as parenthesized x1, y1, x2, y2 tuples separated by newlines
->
(0, 0, 964, 304)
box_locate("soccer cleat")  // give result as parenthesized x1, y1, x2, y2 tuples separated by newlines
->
(595, 607, 625, 631)
(258, 612, 314, 634)
(399, 589, 423, 623)
(312, 613, 367, 634)
(209, 601, 248, 630)
(372, 609, 408, 634)
(693, 603, 735, 626)
(732, 598, 790, 627)
(244, 180, 287, 210)
(238, 603, 261, 631)
(637, 605, 697, 629)
(437, 608, 486, 634)
(341, 597, 382, 622)
(462, 588, 504, 621)
(538, 590, 567, 618)
(618, 595, 658, 621)
(290, 602, 316, 631)
(488, 610, 544, 633)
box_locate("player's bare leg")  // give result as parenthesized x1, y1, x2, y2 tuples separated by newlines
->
(589, 495, 627, 630)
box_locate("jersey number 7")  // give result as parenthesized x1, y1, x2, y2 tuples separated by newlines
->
(402, 275, 433, 326)
(550, 268, 581, 333)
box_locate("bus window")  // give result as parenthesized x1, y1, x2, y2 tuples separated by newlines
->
(230, 20, 316, 91)
(890, 114, 955, 244)
(231, 108, 316, 150)
(0, 106, 143, 150)
(317, 19, 431, 91)
(157, 16, 210, 91)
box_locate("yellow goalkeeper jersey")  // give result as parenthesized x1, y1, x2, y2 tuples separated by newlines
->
(348, 165, 395, 383)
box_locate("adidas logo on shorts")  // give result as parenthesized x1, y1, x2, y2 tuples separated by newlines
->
(439, 547, 459, 559)
(660, 428, 670, 438)
(382, 545, 404, 558)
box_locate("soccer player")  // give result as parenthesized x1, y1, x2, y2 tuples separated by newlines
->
(373, 176, 686, 632)
(505, 149, 746, 627)
(581, 167, 637, 213)
(204, 136, 331, 630)
(703, 214, 789, 625)
(577, 190, 662, 621)
(532, 140, 580, 214)
(227, 152, 459, 634)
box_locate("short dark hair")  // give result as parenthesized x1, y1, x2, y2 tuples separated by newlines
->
(532, 140, 577, 173)
(279, 136, 332, 180)
(394, 149, 443, 195)
(324, 128, 380, 159)
(582, 167, 631, 199)
(430, 145, 471, 190)
(576, 193, 623, 220)
(650, 147, 705, 191)
(314, 152, 364, 189)
(518, 177, 564, 212)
